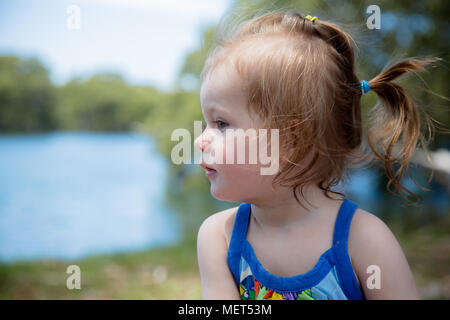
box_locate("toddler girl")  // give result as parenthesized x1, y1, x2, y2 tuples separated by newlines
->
(194, 10, 440, 300)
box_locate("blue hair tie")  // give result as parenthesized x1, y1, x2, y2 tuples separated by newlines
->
(360, 80, 371, 95)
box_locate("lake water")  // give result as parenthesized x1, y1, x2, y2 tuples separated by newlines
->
(0, 131, 181, 262)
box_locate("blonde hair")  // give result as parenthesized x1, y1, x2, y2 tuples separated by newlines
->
(200, 9, 442, 208)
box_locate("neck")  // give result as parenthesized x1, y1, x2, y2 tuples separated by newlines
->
(249, 183, 343, 230)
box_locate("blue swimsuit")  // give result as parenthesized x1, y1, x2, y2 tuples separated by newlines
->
(227, 198, 366, 300)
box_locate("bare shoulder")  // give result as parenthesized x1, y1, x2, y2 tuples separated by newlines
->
(197, 206, 239, 249)
(197, 206, 241, 299)
(348, 207, 397, 251)
(348, 207, 399, 262)
(347, 207, 420, 299)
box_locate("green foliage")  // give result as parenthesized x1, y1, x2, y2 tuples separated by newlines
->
(0, 56, 57, 132)
(0, 57, 167, 133)
(142, 89, 203, 160)
(54, 73, 161, 132)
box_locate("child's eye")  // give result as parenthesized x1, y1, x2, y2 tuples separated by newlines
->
(214, 119, 229, 130)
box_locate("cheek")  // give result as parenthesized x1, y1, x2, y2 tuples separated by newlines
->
(221, 131, 264, 167)
(212, 163, 274, 201)
(207, 131, 277, 201)
(207, 133, 259, 167)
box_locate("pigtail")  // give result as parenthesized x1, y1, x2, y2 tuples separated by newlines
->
(365, 57, 442, 205)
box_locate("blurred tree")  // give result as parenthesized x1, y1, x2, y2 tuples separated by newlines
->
(0, 56, 57, 132)
(55, 73, 159, 132)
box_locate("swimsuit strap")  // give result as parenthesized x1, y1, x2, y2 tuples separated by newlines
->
(227, 202, 251, 286)
(332, 198, 365, 299)
(332, 198, 358, 245)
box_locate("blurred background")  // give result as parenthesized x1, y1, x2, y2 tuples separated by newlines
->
(0, 0, 448, 299)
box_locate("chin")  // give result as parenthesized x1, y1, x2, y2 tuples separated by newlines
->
(210, 186, 229, 201)
(210, 185, 250, 203)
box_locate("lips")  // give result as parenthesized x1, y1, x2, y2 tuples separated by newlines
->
(200, 162, 217, 173)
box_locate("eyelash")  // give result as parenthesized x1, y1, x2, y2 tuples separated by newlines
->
(214, 119, 228, 130)
(203, 119, 229, 130)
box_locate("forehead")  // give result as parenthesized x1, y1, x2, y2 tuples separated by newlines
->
(200, 63, 246, 108)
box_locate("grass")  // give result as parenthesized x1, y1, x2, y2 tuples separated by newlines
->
(0, 238, 201, 299)
(0, 226, 448, 299)
(395, 225, 450, 299)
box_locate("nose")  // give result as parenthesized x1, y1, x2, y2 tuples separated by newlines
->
(194, 130, 210, 152)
